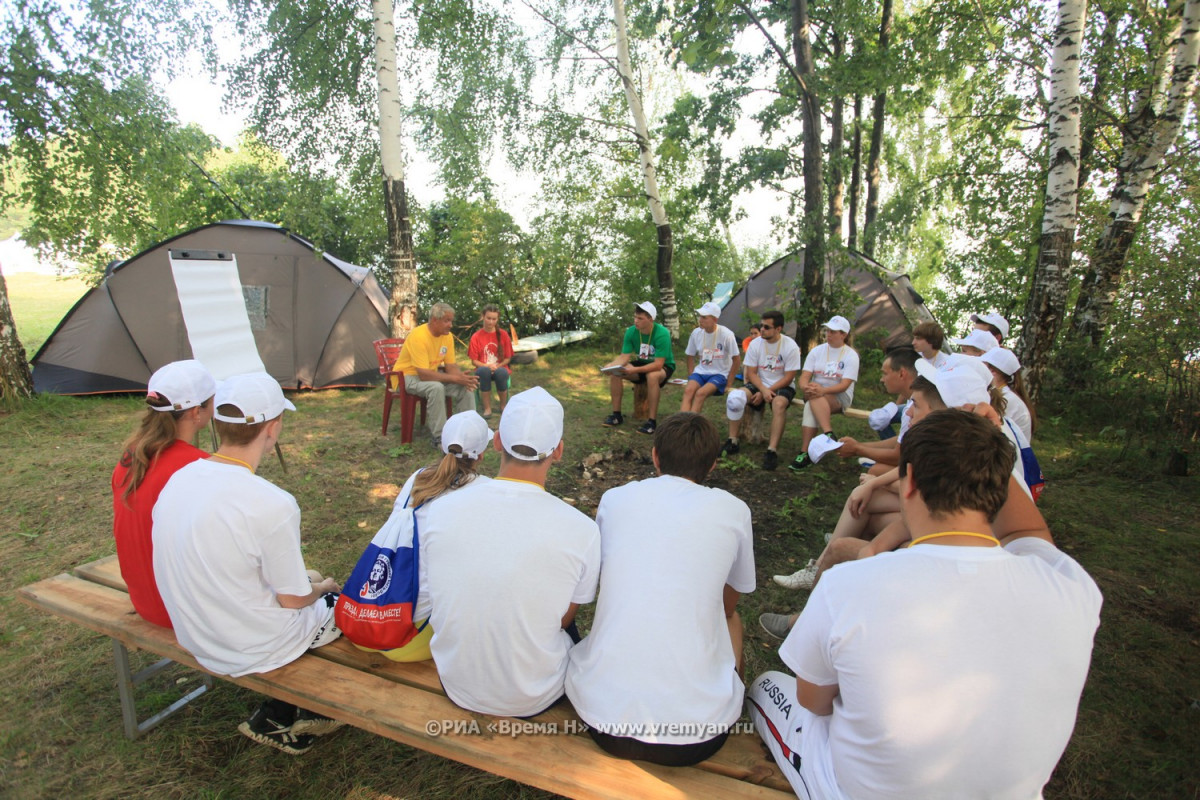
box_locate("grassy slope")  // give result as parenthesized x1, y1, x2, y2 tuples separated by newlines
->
(4, 272, 91, 358)
(0, 342, 1196, 798)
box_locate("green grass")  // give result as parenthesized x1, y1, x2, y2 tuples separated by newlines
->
(0, 343, 1196, 798)
(4, 271, 91, 357)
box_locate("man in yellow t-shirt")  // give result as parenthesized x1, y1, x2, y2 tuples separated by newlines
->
(395, 302, 479, 446)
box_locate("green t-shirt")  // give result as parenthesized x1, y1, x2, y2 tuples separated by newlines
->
(621, 323, 675, 369)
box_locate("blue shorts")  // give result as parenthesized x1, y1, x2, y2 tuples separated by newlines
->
(688, 373, 728, 394)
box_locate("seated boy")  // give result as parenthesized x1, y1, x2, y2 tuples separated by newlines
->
(153, 373, 344, 755)
(680, 302, 740, 413)
(567, 412, 755, 765)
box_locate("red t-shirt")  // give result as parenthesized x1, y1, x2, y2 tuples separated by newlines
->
(111, 440, 208, 628)
(468, 327, 514, 366)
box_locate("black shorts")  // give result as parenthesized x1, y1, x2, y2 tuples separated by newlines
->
(628, 361, 675, 387)
(748, 384, 796, 403)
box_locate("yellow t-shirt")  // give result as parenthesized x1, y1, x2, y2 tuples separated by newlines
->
(394, 323, 455, 377)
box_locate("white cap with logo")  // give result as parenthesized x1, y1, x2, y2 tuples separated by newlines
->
(725, 389, 748, 421)
(498, 386, 563, 461)
(695, 301, 722, 318)
(213, 372, 296, 424)
(822, 315, 852, 333)
(951, 329, 999, 353)
(970, 312, 1010, 339)
(634, 301, 657, 320)
(981, 347, 1021, 377)
(147, 360, 216, 411)
(441, 411, 494, 459)
(916, 357, 992, 409)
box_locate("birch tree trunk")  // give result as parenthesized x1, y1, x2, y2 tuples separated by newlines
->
(849, 95, 863, 250)
(1070, 0, 1200, 347)
(862, 0, 892, 259)
(792, 0, 825, 353)
(828, 30, 845, 246)
(0, 265, 34, 403)
(373, 0, 418, 337)
(1018, 0, 1088, 402)
(614, 0, 678, 337)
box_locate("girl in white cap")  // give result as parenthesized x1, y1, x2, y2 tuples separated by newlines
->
(111, 360, 215, 629)
(351, 411, 494, 662)
(982, 348, 1036, 441)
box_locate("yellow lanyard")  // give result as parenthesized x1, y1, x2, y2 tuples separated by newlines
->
(496, 477, 544, 491)
(908, 531, 999, 548)
(212, 453, 253, 472)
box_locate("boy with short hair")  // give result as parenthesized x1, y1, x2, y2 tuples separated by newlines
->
(680, 302, 740, 413)
(567, 412, 755, 766)
(153, 372, 343, 755)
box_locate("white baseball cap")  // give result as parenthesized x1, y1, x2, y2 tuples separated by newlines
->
(808, 433, 844, 463)
(916, 357, 991, 409)
(725, 389, 747, 421)
(822, 315, 852, 333)
(213, 372, 296, 424)
(695, 302, 722, 318)
(981, 347, 1021, 377)
(441, 411, 494, 459)
(867, 402, 899, 432)
(498, 386, 563, 461)
(147, 360, 216, 412)
(951, 329, 999, 353)
(970, 312, 1010, 339)
(634, 301, 657, 320)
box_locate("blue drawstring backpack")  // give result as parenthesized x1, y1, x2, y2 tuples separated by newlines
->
(334, 494, 428, 650)
(1004, 418, 1046, 502)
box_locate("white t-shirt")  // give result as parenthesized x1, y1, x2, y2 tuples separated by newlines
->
(566, 475, 756, 744)
(780, 540, 1101, 800)
(925, 350, 951, 371)
(744, 335, 803, 390)
(685, 324, 740, 377)
(152, 460, 327, 677)
(1001, 418, 1034, 499)
(802, 343, 861, 406)
(1002, 386, 1033, 442)
(388, 469, 492, 623)
(422, 477, 601, 717)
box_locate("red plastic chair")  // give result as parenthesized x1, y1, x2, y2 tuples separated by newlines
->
(374, 338, 452, 442)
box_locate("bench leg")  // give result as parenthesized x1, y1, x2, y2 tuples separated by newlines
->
(113, 640, 214, 740)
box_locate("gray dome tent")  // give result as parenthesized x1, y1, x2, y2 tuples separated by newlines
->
(718, 248, 933, 348)
(32, 220, 389, 394)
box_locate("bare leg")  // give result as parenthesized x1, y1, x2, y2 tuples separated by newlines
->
(498, 388, 508, 411)
(609, 374, 625, 412)
(690, 382, 719, 412)
(768, 394, 790, 450)
(681, 381, 700, 412)
(645, 369, 665, 419)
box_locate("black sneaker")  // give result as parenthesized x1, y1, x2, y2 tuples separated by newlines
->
(602, 412, 624, 427)
(636, 419, 656, 435)
(290, 709, 346, 737)
(720, 439, 740, 457)
(762, 449, 779, 470)
(238, 705, 316, 755)
(789, 453, 813, 472)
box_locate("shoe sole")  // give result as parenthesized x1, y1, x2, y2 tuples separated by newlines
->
(759, 617, 790, 640)
(237, 721, 314, 755)
(637, 429, 655, 435)
(290, 718, 347, 737)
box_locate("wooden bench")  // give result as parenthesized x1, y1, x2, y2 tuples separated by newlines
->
(20, 556, 793, 800)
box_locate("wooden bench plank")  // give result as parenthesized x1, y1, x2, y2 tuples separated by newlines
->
(20, 574, 792, 799)
(66, 557, 791, 791)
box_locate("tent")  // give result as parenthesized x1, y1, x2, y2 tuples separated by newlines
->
(32, 220, 390, 394)
(718, 248, 933, 349)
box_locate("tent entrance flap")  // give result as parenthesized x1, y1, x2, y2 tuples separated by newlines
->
(168, 249, 267, 380)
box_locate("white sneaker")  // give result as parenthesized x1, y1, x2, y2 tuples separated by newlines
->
(773, 559, 819, 590)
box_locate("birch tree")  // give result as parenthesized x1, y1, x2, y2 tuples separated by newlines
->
(372, 0, 417, 336)
(1018, 0, 1088, 401)
(0, 265, 33, 404)
(613, 0, 678, 336)
(1070, 0, 1200, 347)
